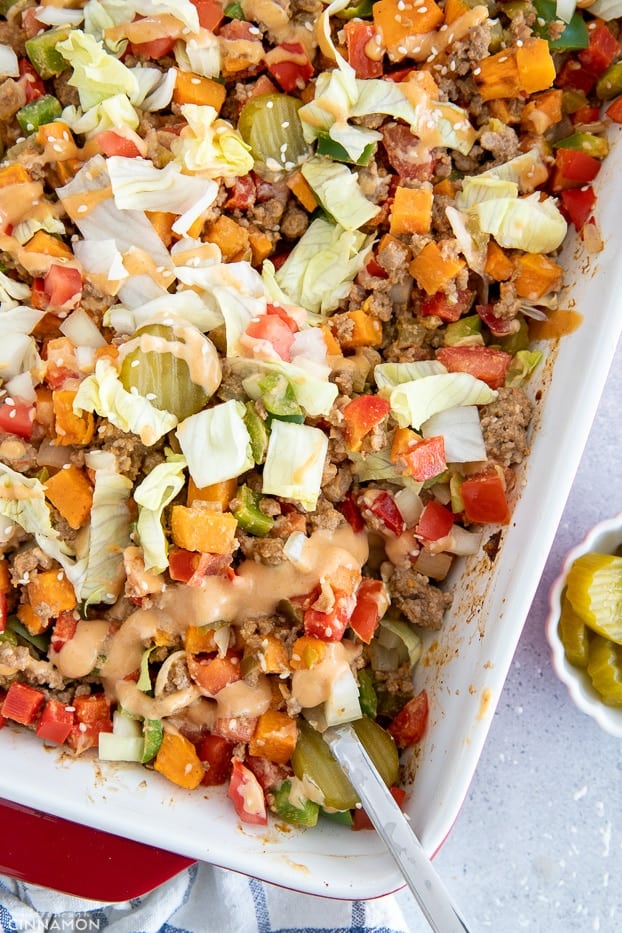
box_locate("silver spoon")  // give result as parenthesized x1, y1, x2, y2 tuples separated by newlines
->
(324, 723, 470, 933)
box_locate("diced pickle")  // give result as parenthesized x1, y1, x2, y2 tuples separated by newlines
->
(558, 590, 590, 668)
(351, 716, 399, 788)
(271, 779, 320, 826)
(238, 94, 310, 176)
(292, 720, 359, 811)
(565, 553, 622, 644)
(586, 635, 622, 706)
(119, 324, 219, 421)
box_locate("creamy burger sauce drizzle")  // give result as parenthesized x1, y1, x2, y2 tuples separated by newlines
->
(51, 527, 369, 718)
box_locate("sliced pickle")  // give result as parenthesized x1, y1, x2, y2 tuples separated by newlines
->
(238, 94, 310, 175)
(565, 553, 622, 644)
(558, 590, 590, 668)
(586, 635, 622, 707)
(119, 323, 221, 421)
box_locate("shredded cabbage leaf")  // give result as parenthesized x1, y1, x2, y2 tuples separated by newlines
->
(171, 104, 254, 178)
(474, 192, 568, 253)
(57, 30, 138, 110)
(233, 357, 337, 417)
(389, 373, 497, 430)
(134, 456, 187, 573)
(262, 421, 328, 511)
(374, 360, 447, 389)
(73, 358, 178, 445)
(175, 400, 254, 488)
(301, 157, 380, 230)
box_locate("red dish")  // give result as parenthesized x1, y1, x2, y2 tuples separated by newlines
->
(0, 797, 195, 902)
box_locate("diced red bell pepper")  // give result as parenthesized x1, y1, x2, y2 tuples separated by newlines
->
(365, 490, 405, 537)
(73, 694, 111, 724)
(95, 130, 142, 158)
(225, 174, 257, 211)
(352, 786, 407, 830)
(344, 21, 383, 78)
(342, 395, 391, 451)
(191, 0, 225, 31)
(338, 493, 365, 533)
(0, 398, 35, 439)
(197, 733, 235, 786)
(349, 578, 389, 644)
(552, 147, 602, 192)
(402, 435, 447, 483)
(188, 653, 242, 696)
(213, 715, 258, 743)
(578, 23, 620, 77)
(168, 548, 231, 584)
(572, 105, 600, 125)
(18, 59, 45, 102)
(460, 469, 510, 525)
(555, 59, 599, 94)
(36, 699, 75, 745)
(43, 264, 82, 311)
(420, 288, 473, 323)
(606, 96, 622, 123)
(66, 719, 113, 754)
(303, 590, 354, 642)
(416, 500, 454, 541)
(476, 303, 520, 339)
(227, 758, 268, 824)
(246, 314, 296, 361)
(436, 345, 512, 390)
(267, 43, 314, 92)
(50, 610, 79, 654)
(1, 683, 46, 725)
(129, 36, 177, 58)
(366, 255, 389, 279)
(387, 690, 429, 749)
(560, 186, 596, 230)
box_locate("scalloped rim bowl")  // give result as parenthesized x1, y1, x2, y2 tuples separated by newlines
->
(546, 514, 622, 737)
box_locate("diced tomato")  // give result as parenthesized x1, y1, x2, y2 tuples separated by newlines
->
(245, 314, 296, 361)
(381, 122, 434, 181)
(0, 398, 35, 439)
(95, 130, 142, 158)
(416, 500, 454, 541)
(1, 683, 46, 725)
(555, 59, 599, 94)
(388, 690, 429, 749)
(578, 23, 620, 77)
(252, 173, 289, 203)
(606, 96, 622, 123)
(460, 469, 511, 525)
(66, 719, 113, 754)
(402, 435, 447, 483)
(129, 36, 177, 58)
(552, 147, 602, 191)
(213, 715, 258, 743)
(560, 186, 596, 230)
(338, 493, 365, 533)
(303, 590, 354, 642)
(197, 733, 235, 786)
(436, 345, 512, 390)
(219, 19, 260, 41)
(420, 288, 473, 323)
(266, 303, 298, 332)
(168, 548, 231, 585)
(18, 60, 45, 102)
(73, 694, 111, 724)
(191, 0, 225, 31)
(267, 43, 314, 92)
(245, 74, 279, 101)
(349, 578, 389, 644)
(342, 395, 391, 451)
(225, 174, 257, 211)
(352, 786, 407, 830)
(188, 653, 242, 696)
(572, 105, 600, 125)
(345, 21, 383, 78)
(36, 699, 75, 745)
(365, 255, 389, 279)
(364, 490, 405, 537)
(50, 610, 79, 654)
(476, 303, 520, 339)
(227, 759, 268, 824)
(43, 265, 82, 311)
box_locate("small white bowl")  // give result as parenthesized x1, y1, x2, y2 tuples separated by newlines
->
(546, 514, 622, 737)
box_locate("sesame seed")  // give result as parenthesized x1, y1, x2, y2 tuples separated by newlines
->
(77, 204, 88, 214)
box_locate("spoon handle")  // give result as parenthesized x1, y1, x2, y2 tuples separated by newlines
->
(324, 724, 470, 933)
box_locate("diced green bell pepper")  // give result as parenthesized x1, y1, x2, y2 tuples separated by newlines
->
(258, 372, 304, 423)
(443, 314, 483, 347)
(244, 401, 269, 464)
(335, 0, 374, 18)
(25, 26, 72, 79)
(532, 0, 589, 51)
(596, 61, 622, 101)
(141, 718, 164, 763)
(271, 780, 320, 827)
(357, 668, 378, 719)
(224, 1, 244, 18)
(554, 132, 609, 160)
(316, 133, 375, 166)
(6, 616, 50, 654)
(16, 95, 62, 135)
(231, 484, 274, 536)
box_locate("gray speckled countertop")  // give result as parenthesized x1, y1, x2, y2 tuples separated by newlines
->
(394, 339, 622, 931)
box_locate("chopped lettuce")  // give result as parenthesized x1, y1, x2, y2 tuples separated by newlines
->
(389, 373, 497, 430)
(301, 157, 380, 230)
(57, 30, 138, 110)
(78, 451, 132, 606)
(473, 192, 568, 253)
(134, 456, 187, 573)
(171, 104, 254, 178)
(73, 358, 178, 445)
(505, 349, 543, 387)
(275, 218, 372, 315)
(175, 400, 254, 488)
(262, 420, 328, 511)
(374, 360, 447, 390)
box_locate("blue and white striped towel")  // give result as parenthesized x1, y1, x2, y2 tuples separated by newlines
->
(0, 865, 423, 932)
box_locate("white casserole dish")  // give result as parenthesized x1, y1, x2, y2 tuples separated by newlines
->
(1, 136, 621, 903)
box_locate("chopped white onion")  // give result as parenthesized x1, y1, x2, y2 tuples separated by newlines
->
(445, 525, 484, 557)
(555, 0, 577, 21)
(36, 439, 74, 469)
(34, 8, 84, 26)
(5, 371, 36, 404)
(422, 405, 487, 463)
(394, 486, 423, 526)
(60, 307, 108, 349)
(283, 530, 308, 567)
(323, 667, 362, 726)
(0, 44, 19, 78)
